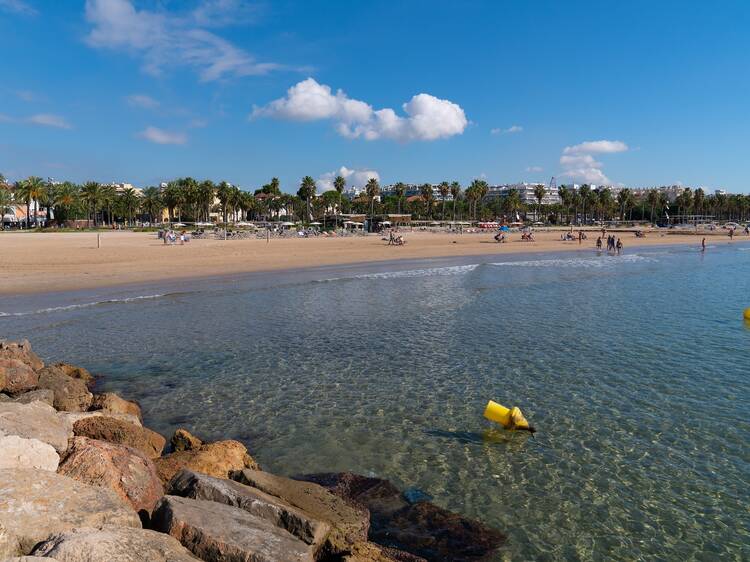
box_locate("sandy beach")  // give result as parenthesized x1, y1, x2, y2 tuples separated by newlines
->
(0, 228, 737, 295)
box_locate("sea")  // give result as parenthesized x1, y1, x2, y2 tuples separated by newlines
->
(1, 242, 748, 561)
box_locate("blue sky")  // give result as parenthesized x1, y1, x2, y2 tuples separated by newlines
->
(1, 0, 748, 193)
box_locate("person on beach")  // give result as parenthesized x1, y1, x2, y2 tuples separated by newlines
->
(616, 238, 623, 254)
(596, 236, 602, 250)
(701, 237, 706, 252)
(578, 230, 583, 244)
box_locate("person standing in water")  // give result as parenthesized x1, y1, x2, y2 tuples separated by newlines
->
(701, 237, 706, 252)
(616, 238, 623, 254)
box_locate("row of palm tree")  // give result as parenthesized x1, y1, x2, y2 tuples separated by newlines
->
(2, 173, 749, 227)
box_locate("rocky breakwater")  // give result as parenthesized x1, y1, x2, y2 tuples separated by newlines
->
(0, 339, 506, 561)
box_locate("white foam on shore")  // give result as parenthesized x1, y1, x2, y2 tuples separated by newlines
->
(0, 294, 167, 317)
(321, 264, 479, 282)
(489, 254, 654, 269)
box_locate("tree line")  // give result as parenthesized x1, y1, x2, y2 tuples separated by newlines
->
(1, 173, 748, 227)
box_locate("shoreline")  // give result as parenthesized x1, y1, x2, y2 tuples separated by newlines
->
(0, 229, 742, 296)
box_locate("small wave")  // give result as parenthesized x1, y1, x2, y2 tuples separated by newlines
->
(0, 293, 168, 317)
(321, 264, 479, 282)
(489, 254, 655, 269)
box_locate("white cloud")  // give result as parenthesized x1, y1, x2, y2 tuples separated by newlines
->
(0, 0, 37, 16)
(139, 126, 187, 145)
(84, 0, 281, 81)
(559, 139, 628, 184)
(316, 166, 379, 193)
(563, 140, 628, 155)
(491, 125, 522, 135)
(28, 114, 71, 129)
(526, 166, 543, 173)
(127, 94, 159, 109)
(253, 78, 468, 142)
(191, 0, 263, 27)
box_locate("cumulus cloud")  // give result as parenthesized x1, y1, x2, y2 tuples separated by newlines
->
(559, 139, 628, 184)
(0, 0, 37, 16)
(126, 94, 159, 109)
(253, 78, 468, 142)
(316, 166, 379, 193)
(84, 0, 281, 81)
(491, 125, 522, 135)
(28, 114, 71, 129)
(139, 126, 187, 145)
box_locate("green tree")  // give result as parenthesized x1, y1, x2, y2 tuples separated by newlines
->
(365, 177, 380, 218)
(419, 183, 433, 219)
(534, 184, 546, 222)
(215, 181, 232, 223)
(298, 176, 317, 223)
(438, 181, 450, 220)
(119, 187, 140, 226)
(141, 187, 163, 224)
(80, 181, 102, 227)
(579, 184, 591, 224)
(646, 189, 659, 224)
(333, 175, 346, 217)
(394, 182, 406, 215)
(450, 182, 461, 221)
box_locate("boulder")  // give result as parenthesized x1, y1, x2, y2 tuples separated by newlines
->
(235, 469, 369, 554)
(171, 428, 202, 451)
(154, 440, 258, 485)
(299, 473, 505, 562)
(0, 392, 10, 402)
(73, 415, 165, 458)
(169, 469, 331, 551)
(344, 542, 427, 562)
(33, 525, 198, 561)
(61, 410, 142, 428)
(11, 388, 55, 406)
(0, 468, 140, 557)
(152, 495, 314, 562)
(37, 366, 93, 412)
(0, 339, 44, 371)
(58, 437, 164, 517)
(4, 557, 60, 561)
(51, 361, 95, 389)
(0, 358, 38, 395)
(90, 392, 142, 423)
(0, 401, 73, 454)
(0, 434, 59, 471)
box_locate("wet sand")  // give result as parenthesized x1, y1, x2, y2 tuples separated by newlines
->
(0, 228, 735, 295)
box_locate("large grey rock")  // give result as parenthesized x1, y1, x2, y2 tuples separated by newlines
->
(169, 469, 330, 550)
(0, 401, 72, 454)
(61, 410, 142, 428)
(58, 437, 164, 517)
(235, 469, 369, 554)
(36, 366, 93, 412)
(73, 415, 165, 458)
(152, 495, 314, 562)
(0, 339, 44, 371)
(0, 468, 140, 557)
(0, 434, 59, 471)
(11, 388, 55, 406)
(0, 358, 38, 395)
(33, 525, 198, 561)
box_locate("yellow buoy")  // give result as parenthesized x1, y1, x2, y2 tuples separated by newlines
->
(483, 400, 536, 433)
(744, 308, 750, 321)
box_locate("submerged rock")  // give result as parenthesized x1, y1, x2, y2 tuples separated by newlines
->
(52, 361, 96, 389)
(0, 358, 38, 395)
(61, 409, 142, 428)
(343, 541, 427, 562)
(154, 439, 258, 485)
(171, 428, 202, 451)
(0, 434, 60, 471)
(58, 437, 164, 518)
(73, 415, 165, 458)
(37, 365, 93, 412)
(33, 525, 198, 561)
(169, 469, 331, 551)
(11, 388, 55, 406)
(0, 468, 140, 557)
(0, 339, 44, 371)
(153, 495, 314, 562)
(0, 401, 72, 454)
(234, 469, 369, 555)
(90, 392, 142, 422)
(298, 473, 506, 562)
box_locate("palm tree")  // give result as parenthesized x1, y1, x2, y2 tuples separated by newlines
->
(0, 184, 12, 226)
(533, 184, 546, 223)
(15, 176, 45, 227)
(419, 184, 433, 219)
(140, 187, 163, 224)
(646, 189, 659, 225)
(578, 184, 591, 224)
(365, 177, 380, 219)
(450, 182, 461, 221)
(79, 181, 102, 227)
(438, 181, 450, 220)
(197, 180, 215, 222)
(693, 188, 705, 222)
(100, 184, 117, 225)
(598, 188, 613, 223)
(119, 187, 140, 226)
(215, 181, 232, 224)
(299, 176, 317, 223)
(394, 182, 406, 215)
(333, 175, 346, 218)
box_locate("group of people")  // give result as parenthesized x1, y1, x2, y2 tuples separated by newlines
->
(596, 234, 623, 254)
(160, 229, 189, 245)
(387, 230, 407, 245)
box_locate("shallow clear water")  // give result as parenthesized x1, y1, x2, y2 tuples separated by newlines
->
(2, 244, 749, 560)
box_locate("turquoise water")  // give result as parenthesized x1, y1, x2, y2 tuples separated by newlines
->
(1, 244, 749, 560)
